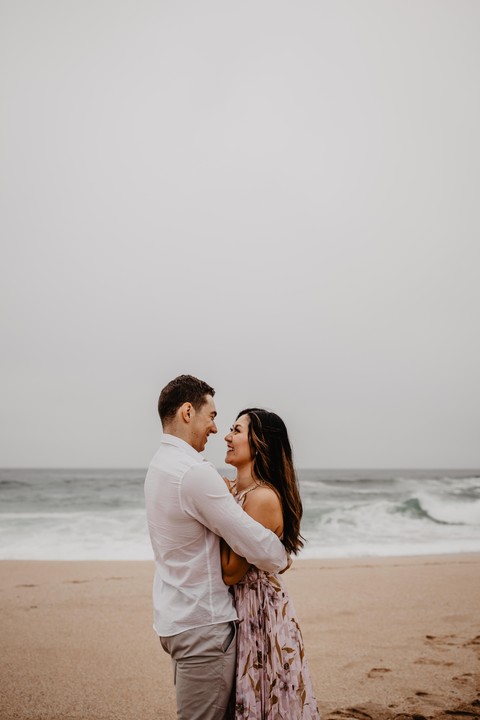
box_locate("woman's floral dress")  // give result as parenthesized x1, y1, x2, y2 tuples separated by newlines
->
(229, 489, 320, 719)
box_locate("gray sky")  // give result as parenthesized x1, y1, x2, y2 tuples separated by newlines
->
(1, 1, 479, 469)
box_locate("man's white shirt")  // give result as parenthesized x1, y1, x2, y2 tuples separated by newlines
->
(144, 434, 288, 637)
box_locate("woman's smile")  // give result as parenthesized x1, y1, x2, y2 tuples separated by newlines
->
(224, 415, 252, 468)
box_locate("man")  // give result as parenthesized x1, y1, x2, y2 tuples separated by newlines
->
(144, 374, 289, 720)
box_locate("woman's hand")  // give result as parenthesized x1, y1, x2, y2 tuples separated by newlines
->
(279, 554, 292, 574)
(223, 476, 236, 495)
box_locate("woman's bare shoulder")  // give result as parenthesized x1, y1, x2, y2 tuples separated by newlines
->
(243, 485, 283, 535)
(244, 485, 282, 512)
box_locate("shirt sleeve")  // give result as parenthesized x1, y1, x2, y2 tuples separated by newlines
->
(179, 462, 289, 573)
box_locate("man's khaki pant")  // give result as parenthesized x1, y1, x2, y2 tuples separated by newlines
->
(160, 621, 237, 720)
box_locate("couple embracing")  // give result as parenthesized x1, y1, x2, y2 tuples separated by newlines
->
(144, 374, 320, 719)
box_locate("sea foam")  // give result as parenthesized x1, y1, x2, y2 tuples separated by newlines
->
(1, 468, 479, 560)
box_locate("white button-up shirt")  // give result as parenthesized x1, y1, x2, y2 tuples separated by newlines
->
(144, 433, 288, 637)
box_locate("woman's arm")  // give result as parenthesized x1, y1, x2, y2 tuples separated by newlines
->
(220, 538, 250, 585)
(221, 487, 284, 585)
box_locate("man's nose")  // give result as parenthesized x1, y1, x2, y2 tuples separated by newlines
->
(211, 422, 218, 434)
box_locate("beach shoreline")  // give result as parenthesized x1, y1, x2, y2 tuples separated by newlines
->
(1, 554, 479, 719)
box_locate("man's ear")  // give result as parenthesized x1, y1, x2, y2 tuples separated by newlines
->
(180, 403, 193, 423)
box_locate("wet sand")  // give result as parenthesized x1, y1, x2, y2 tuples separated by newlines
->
(1, 555, 479, 719)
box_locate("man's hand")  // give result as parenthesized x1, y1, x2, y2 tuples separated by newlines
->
(279, 554, 292, 574)
(223, 476, 236, 495)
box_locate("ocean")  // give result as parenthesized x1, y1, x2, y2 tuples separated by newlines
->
(1, 468, 479, 560)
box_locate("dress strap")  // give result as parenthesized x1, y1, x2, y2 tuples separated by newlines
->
(236, 483, 265, 504)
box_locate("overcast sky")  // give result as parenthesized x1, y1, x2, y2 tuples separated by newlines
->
(1, 1, 479, 470)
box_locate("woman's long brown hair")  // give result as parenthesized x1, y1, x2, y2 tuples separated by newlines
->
(237, 408, 305, 555)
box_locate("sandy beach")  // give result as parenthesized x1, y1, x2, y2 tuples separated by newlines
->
(1, 554, 479, 720)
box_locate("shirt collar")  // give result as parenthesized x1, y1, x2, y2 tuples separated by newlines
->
(161, 433, 205, 461)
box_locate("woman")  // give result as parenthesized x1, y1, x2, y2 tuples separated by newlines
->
(221, 408, 320, 719)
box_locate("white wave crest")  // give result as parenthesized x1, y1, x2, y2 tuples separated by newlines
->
(417, 493, 480, 525)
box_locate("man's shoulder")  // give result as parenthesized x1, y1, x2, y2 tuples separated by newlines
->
(179, 462, 230, 513)
(182, 459, 222, 484)
(148, 441, 200, 472)
(146, 445, 222, 493)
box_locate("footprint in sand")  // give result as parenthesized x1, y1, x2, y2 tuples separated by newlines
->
(453, 673, 474, 686)
(425, 634, 459, 648)
(63, 579, 89, 584)
(443, 709, 480, 718)
(367, 667, 391, 679)
(16, 583, 37, 588)
(414, 657, 454, 666)
(345, 709, 373, 719)
(327, 708, 373, 720)
(465, 635, 480, 647)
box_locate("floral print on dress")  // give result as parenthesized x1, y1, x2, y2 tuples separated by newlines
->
(229, 495, 320, 719)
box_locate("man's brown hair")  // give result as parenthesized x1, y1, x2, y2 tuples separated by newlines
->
(158, 375, 215, 424)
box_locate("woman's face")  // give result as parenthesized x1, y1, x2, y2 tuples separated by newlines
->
(224, 414, 252, 468)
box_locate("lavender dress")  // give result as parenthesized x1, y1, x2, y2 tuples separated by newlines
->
(229, 488, 320, 719)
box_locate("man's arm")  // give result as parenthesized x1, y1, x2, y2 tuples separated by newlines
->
(222, 487, 284, 584)
(180, 462, 289, 574)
